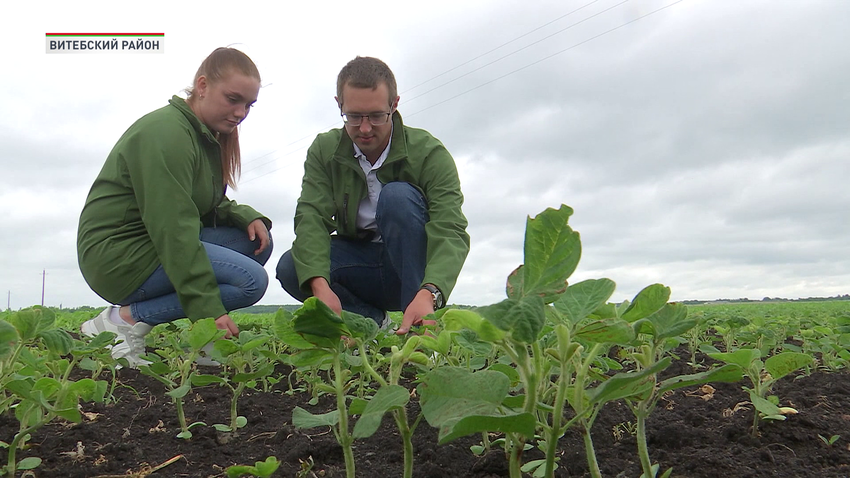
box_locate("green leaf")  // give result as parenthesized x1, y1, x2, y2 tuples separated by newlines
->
(438, 412, 536, 444)
(642, 303, 696, 339)
(521, 205, 581, 303)
(443, 309, 505, 342)
(9, 307, 56, 341)
(589, 358, 671, 404)
(16, 456, 42, 470)
(82, 330, 119, 351)
(575, 318, 635, 345)
(418, 367, 509, 428)
(39, 329, 73, 355)
(553, 279, 617, 325)
(352, 385, 410, 438)
(621, 284, 671, 322)
(214, 339, 240, 357)
(253, 456, 281, 477)
(293, 298, 346, 347)
(455, 330, 493, 356)
(658, 364, 743, 395)
(166, 382, 192, 400)
(489, 363, 520, 385)
(68, 378, 101, 401)
(290, 348, 333, 368)
(192, 374, 227, 387)
(187, 318, 222, 351)
(292, 406, 339, 429)
(764, 352, 813, 380)
(476, 296, 545, 344)
(707, 349, 760, 370)
(0, 319, 19, 358)
(748, 390, 782, 416)
(341, 310, 379, 341)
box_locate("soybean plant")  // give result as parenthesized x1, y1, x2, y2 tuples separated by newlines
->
(193, 330, 275, 437)
(1, 307, 109, 476)
(350, 333, 432, 478)
(290, 298, 378, 478)
(708, 348, 811, 437)
(140, 318, 224, 439)
(618, 286, 743, 478)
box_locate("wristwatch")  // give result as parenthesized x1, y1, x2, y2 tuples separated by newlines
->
(421, 284, 444, 309)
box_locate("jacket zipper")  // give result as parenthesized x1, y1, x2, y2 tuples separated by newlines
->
(341, 193, 349, 231)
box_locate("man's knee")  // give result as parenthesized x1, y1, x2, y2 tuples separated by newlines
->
(376, 182, 427, 223)
(275, 250, 303, 300)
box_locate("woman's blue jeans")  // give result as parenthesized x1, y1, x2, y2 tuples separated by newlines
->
(121, 227, 273, 326)
(276, 182, 428, 325)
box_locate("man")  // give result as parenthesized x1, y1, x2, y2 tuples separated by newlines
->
(276, 56, 469, 335)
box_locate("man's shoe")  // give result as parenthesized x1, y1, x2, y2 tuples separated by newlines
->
(81, 306, 153, 369)
(379, 311, 393, 331)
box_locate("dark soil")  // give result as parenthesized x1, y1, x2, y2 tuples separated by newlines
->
(4, 355, 850, 478)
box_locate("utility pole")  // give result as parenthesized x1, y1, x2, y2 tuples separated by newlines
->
(6, 290, 9, 310)
(42, 269, 46, 306)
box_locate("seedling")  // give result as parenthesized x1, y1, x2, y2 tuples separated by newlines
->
(225, 456, 280, 477)
(139, 318, 224, 438)
(708, 348, 812, 436)
(818, 434, 840, 447)
(290, 297, 378, 478)
(192, 330, 275, 436)
(0, 307, 109, 476)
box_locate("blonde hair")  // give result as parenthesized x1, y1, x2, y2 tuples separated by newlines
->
(186, 47, 260, 189)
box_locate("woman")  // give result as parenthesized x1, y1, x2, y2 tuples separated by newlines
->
(78, 47, 272, 368)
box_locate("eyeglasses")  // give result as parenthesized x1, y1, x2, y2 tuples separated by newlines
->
(340, 111, 392, 126)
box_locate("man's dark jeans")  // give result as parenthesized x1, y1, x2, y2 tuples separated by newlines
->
(276, 182, 428, 325)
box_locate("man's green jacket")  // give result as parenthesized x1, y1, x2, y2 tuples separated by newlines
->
(77, 96, 270, 320)
(292, 111, 470, 301)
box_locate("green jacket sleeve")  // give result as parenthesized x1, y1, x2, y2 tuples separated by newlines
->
(291, 136, 338, 293)
(416, 141, 470, 300)
(123, 125, 228, 320)
(210, 197, 272, 231)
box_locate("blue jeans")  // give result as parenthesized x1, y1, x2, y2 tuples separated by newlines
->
(121, 227, 273, 326)
(276, 182, 428, 324)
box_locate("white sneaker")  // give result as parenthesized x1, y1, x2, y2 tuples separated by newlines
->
(81, 306, 153, 369)
(195, 342, 221, 367)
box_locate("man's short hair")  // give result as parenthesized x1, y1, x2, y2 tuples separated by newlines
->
(336, 56, 397, 107)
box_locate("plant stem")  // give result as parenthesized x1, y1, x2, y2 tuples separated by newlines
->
(544, 359, 571, 478)
(393, 409, 414, 478)
(231, 382, 245, 431)
(333, 352, 355, 478)
(507, 432, 524, 478)
(635, 401, 653, 478)
(580, 424, 603, 478)
(174, 397, 188, 434)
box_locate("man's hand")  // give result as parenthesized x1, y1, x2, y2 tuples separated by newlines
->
(310, 277, 343, 315)
(215, 314, 240, 339)
(247, 219, 270, 255)
(396, 289, 437, 335)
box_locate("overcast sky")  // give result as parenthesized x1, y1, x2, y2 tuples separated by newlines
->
(2, 0, 848, 311)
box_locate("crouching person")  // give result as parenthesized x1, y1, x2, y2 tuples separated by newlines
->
(77, 47, 272, 368)
(276, 56, 470, 335)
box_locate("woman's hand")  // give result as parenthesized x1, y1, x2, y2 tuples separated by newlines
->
(215, 314, 240, 338)
(247, 219, 270, 255)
